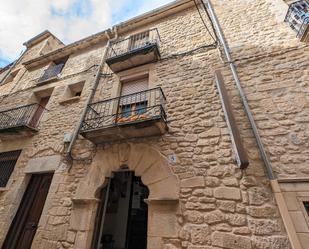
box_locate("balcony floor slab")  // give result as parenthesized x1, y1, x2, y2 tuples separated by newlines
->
(80, 118, 167, 144)
(0, 126, 38, 140)
(106, 44, 160, 73)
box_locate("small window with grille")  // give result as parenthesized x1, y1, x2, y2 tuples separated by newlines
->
(38, 56, 68, 83)
(285, 0, 309, 42)
(0, 150, 21, 187)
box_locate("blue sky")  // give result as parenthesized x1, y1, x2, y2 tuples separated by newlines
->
(0, 58, 10, 68)
(0, 0, 172, 68)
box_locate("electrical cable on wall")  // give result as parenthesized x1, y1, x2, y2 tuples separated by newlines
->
(193, 0, 217, 43)
(0, 64, 99, 106)
(199, 0, 219, 41)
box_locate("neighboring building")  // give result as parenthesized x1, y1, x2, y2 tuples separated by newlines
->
(0, 0, 308, 248)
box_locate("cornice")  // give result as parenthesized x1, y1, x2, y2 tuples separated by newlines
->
(22, 0, 194, 69)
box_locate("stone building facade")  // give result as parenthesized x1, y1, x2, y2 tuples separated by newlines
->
(0, 0, 308, 248)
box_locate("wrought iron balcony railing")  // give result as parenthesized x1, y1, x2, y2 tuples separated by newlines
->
(0, 103, 46, 131)
(106, 28, 161, 60)
(38, 63, 64, 83)
(80, 87, 167, 132)
(285, 0, 309, 41)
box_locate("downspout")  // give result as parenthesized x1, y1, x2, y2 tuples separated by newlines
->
(203, 0, 275, 180)
(66, 27, 118, 161)
(0, 49, 26, 85)
(204, 1, 302, 248)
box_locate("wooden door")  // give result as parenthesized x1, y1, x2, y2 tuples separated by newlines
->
(29, 96, 50, 128)
(2, 173, 53, 249)
(125, 176, 148, 249)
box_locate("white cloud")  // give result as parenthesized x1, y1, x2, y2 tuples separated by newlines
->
(0, 0, 172, 62)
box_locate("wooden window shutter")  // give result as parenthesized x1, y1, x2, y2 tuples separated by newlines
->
(121, 77, 148, 96)
(120, 77, 148, 105)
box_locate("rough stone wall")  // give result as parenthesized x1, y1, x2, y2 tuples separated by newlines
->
(0, 36, 58, 94)
(43, 3, 293, 249)
(0, 0, 307, 248)
(0, 43, 102, 247)
(213, 0, 309, 178)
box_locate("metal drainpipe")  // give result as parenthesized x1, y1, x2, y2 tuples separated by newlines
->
(204, 0, 275, 179)
(66, 27, 118, 161)
(0, 49, 26, 85)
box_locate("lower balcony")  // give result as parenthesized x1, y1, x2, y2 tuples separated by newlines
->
(0, 103, 46, 139)
(80, 87, 168, 144)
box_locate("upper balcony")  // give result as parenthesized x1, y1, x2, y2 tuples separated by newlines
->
(37, 63, 64, 84)
(80, 87, 167, 144)
(0, 103, 46, 139)
(285, 0, 309, 42)
(106, 29, 161, 72)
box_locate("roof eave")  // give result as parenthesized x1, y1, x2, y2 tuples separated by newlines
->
(23, 30, 64, 48)
(22, 0, 194, 69)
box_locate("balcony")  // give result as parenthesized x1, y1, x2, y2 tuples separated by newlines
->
(285, 0, 309, 42)
(80, 87, 167, 144)
(37, 63, 64, 84)
(0, 103, 46, 139)
(106, 29, 161, 72)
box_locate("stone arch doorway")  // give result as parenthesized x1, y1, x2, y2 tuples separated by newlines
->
(91, 170, 149, 249)
(70, 143, 179, 249)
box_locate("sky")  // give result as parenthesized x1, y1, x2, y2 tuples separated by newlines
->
(0, 0, 173, 67)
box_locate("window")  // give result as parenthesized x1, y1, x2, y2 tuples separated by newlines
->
(29, 96, 50, 128)
(74, 91, 82, 97)
(118, 77, 149, 122)
(0, 150, 21, 187)
(60, 81, 85, 104)
(66, 82, 84, 98)
(2, 68, 20, 85)
(52, 57, 68, 71)
(304, 201, 309, 215)
(285, 0, 309, 42)
(38, 56, 68, 83)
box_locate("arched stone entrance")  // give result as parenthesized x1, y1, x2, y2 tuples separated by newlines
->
(92, 171, 149, 249)
(70, 143, 180, 249)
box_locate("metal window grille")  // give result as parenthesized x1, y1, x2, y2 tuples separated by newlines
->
(38, 63, 65, 83)
(0, 150, 21, 187)
(285, 0, 309, 40)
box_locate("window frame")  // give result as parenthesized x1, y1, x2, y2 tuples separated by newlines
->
(0, 150, 21, 188)
(297, 196, 309, 225)
(118, 75, 149, 121)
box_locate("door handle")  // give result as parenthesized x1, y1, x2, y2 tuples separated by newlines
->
(30, 223, 37, 229)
